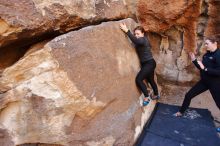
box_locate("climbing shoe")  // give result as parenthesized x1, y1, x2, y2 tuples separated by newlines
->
(143, 97, 150, 106)
(216, 127, 220, 132)
(151, 95, 160, 100)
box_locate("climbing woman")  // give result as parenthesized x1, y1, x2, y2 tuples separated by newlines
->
(119, 23, 160, 106)
(174, 36, 220, 132)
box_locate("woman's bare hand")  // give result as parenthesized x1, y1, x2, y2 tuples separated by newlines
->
(189, 52, 196, 61)
(119, 23, 128, 33)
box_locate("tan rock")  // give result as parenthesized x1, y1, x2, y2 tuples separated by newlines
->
(0, 0, 137, 70)
(0, 18, 156, 146)
(137, 0, 202, 52)
(148, 28, 199, 83)
(137, 0, 218, 83)
(0, 0, 136, 49)
(205, 0, 220, 38)
(0, 128, 14, 146)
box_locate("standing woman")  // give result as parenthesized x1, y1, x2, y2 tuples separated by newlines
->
(174, 36, 220, 131)
(119, 23, 159, 106)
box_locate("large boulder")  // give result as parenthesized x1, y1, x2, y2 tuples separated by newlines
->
(137, 0, 201, 51)
(0, 18, 156, 146)
(136, 0, 215, 83)
(137, 0, 219, 83)
(205, 0, 220, 38)
(0, 0, 136, 48)
(137, 0, 220, 124)
(136, 0, 202, 83)
(0, 0, 137, 69)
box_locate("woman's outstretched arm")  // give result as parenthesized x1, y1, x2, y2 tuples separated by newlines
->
(189, 52, 202, 70)
(126, 30, 145, 45)
(119, 23, 145, 45)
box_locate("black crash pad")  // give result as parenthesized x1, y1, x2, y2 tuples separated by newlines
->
(136, 103, 220, 146)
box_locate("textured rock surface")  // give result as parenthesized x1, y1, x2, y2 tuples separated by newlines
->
(137, 0, 201, 51)
(137, 0, 219, 83)
(0, 0, 219, 146)
(145, 30, 200, 84)
(136, 0, 220, 125)
(0, 129, 14, 146)
(0, 0, 135, 48)
(137, 0, 202, 83)
(0, 19, 156, 146)
(205, 0, 220, 38)
(0, 0, 137, 69)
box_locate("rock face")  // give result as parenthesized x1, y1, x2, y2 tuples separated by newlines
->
(0, 0, 136, 69)
(137, 0, 219, 83)
(137, 0, 203, 83)
(205, 0, 220, 38)
(136, 0, 220, 125)
(137, 0, 201, 51)
(0, 18, 156, 146)
(0, 0, 219, 146)
(0, 0, 135, 48)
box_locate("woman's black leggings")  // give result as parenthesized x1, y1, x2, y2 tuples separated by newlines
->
(179, 80, 220, 113)
(135, 59, 158, 97)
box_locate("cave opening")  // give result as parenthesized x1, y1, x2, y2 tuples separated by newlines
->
(0, 31, 60, 72)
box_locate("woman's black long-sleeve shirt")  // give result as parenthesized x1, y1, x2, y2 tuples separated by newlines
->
(193, 48, 220, 82)
(126, 30, 153, 63)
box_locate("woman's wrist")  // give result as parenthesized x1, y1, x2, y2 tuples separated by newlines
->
(192, 58, 197, 62)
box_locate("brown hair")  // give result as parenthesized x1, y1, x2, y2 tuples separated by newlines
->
(134, 26, 146, 34)
(205, 36, 218, 44)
